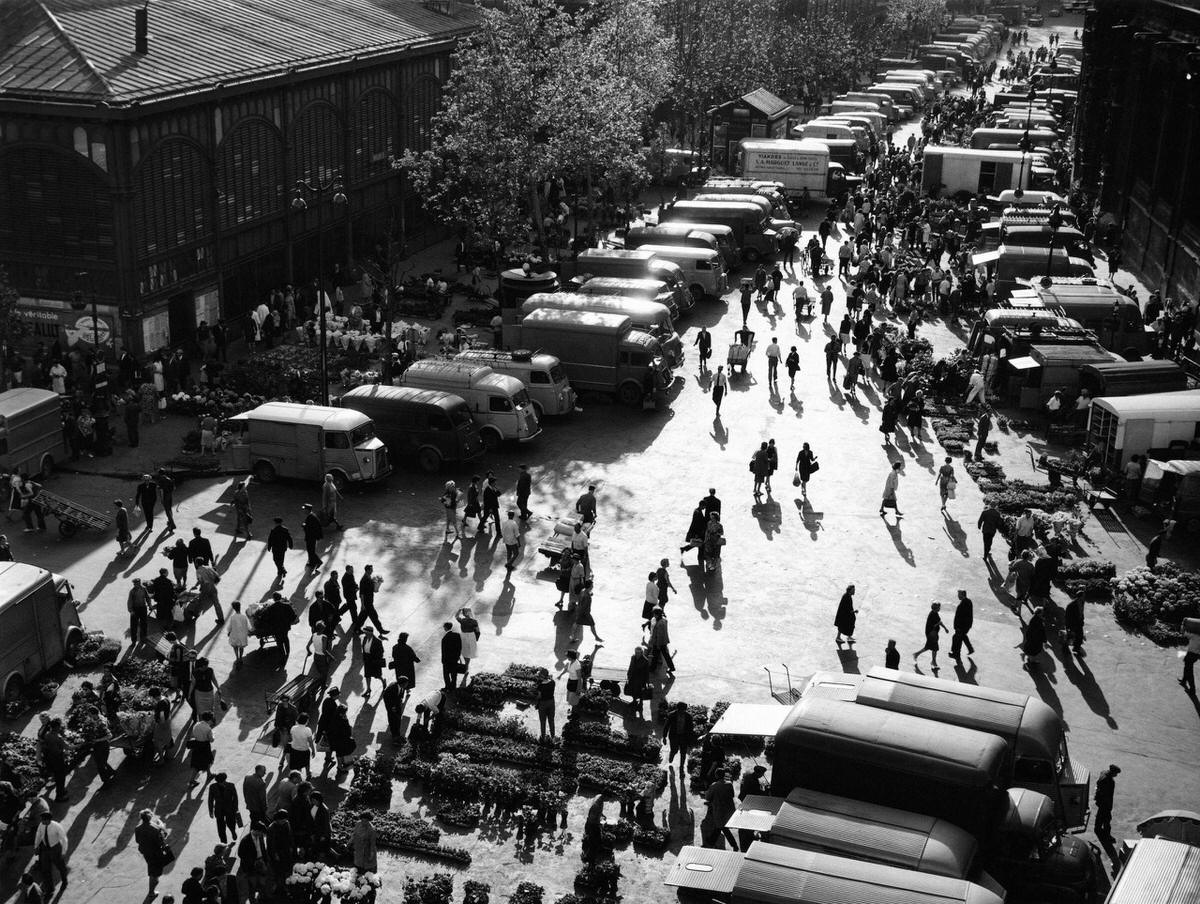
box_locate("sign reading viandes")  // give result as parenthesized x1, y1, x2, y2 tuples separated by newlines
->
(745, 150, 824, 176)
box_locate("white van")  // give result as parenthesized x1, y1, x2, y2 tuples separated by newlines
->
(809, 118, 869, 149)
(637, 245, 727, 303)
(520, 293, 684, 367)
(824, 111, 885, 139)
(884, 69, 939, 92)
(801, 120, 858, 145)
(397, 361, 541, 449)
(453, 349, 577, 418)
(841, 92, 898, 121)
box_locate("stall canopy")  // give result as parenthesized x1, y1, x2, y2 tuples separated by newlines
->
(1005, 356, 1042, 371)
(1093, 389, 1200, 418)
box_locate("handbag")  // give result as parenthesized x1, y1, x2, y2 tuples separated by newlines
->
(809, 460, 820, 474)
(946, 478, 957, 500)
(159, 843, 176, 865)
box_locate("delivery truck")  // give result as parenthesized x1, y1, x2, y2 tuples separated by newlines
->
(734, 138, 851, 203)
(0, 388, 66, 480)
(512, 308, 671, 407)
(1, 562, 84, 703)
(922, 147, 1030, 197)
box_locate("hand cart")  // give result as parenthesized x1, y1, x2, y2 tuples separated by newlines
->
(537, 515, 594, 566)
(727, 328, 754, 375)
(266, 672, 322, 713)
(32, 489, 111, 538)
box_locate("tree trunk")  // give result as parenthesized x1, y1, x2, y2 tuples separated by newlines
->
(529, 181, 548, 261)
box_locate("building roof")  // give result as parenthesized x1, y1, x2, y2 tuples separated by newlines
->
(0, 0, 478, 106)
(740, 87, 792, 119)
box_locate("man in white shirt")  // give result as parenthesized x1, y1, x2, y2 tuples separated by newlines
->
(287, 713, 315, 780)
(500, 510, 521, 571)
(34, 812, 68, 891)
(50, 361, 68, 396)
(964, 369, 986, 405)
(414, 688, 446, 728)
(570, 523, 589, 574)
(765, 337, 781, 385)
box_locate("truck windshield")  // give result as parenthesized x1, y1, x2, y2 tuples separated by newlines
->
(450, 406, 474, 428)
(513, 389, 532, 409)
(350, 423, 376, 445)
(549, 364, 566, 383)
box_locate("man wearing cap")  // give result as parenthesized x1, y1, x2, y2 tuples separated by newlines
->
(302, 504, 324, 570)
(1094, 765, 1120, 836)
(135, 474, 158, 534)
(267, 517, 293, 579)
(127, 577, 150, 644)
(501, 510, 521, 571)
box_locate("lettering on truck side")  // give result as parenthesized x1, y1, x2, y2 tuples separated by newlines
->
(747, 152, 824, 176)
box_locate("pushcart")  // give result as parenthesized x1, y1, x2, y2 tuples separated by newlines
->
(32, 489, 110, 538)
(537, 515, 594, 566)
(727, 328, 754, 375)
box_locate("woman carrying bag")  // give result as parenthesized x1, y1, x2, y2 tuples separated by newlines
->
(794, 443, 818, 495)
(134, 809, 173, 895)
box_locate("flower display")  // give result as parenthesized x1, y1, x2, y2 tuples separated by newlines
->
(1113, 563, 1200, 645)
(286, 862, 380, 903)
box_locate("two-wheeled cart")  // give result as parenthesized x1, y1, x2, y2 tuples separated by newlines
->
(33, 489, 110, 538)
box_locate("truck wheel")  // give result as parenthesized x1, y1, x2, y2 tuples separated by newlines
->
(617, 382, 644, 407)
(531, 401, 545, 421)
(329, 471, 349, 493)
(39, 454, 55, 479)
(63, 628, 84, 665)
(690, 284, 706, 305)
(481, 430, 502, 452)
(252, 461, 277, 483)
(417, 447, 442, 473)
(3, 674, 23, 704)
(59, 520, 78, 539)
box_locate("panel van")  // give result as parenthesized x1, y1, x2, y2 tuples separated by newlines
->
(570, 276, 679, 319)
(700, 179, 792, 219)
(823, 111, 885, 140)
(622, 223, 740, 269)
(801, 120, 866, 150)
(396, 361, 541, 450)
(634, 245, 727, 302)
(691, 192, 794, 231)
(841, 92, 898, 121)
(660, 199, 778, 262)
(867, 83, 919, 116)
(0, 563, 84, 702)
(520, 293, 684, 367)
(569, 248, 690, 313)
(339, 384, 484, 473)
(0, 387, 66, 479)
(454, 349, 577, 419)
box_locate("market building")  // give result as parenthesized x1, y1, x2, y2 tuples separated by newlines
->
(0, 0, 478, 356)
(707, 88, 795, 171)
(1073, 0, 1200, 305)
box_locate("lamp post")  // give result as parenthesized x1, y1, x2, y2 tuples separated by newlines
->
(71, 270, 111, 454)
(1045, 203, 1064, 281)
(292, 179, 347, 406)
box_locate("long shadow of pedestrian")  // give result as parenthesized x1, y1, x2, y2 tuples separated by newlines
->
(942, 512, 970, 557)
(795, 497, 823, 540)
(827, 384, 847, 411)
(125, 525, 172, 574)
(836, 648, 860, 674)
(429, 542, 456, 590)
(472, 530, 501, 591)
(952, 656, 979, 685)
(1056, 644, 1118, 729)
(846, 393, 870, 424)
(788, 391, 804, 419)
(710, 416, 728, 449)
(1023, 651, 1065, 719)
(751, 498, 782, 541)
(883, 519, 916, 567)
(702, 569, 727, 628)
(492, 576, 516, 636)
(768, 387, 786, 415)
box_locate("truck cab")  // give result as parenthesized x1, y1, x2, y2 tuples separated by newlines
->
(1, 563, 84, 702)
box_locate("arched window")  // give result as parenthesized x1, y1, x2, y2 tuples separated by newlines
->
(133, 139, 211, 259)
(353, 89, 399, 179)
(217, 119, 284, 228)
(289, 102, 344, 186)
(0, 146, 113, 261)
(404, 77, 442, 155)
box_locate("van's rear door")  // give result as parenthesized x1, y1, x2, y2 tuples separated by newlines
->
(710, 703, 791, 738)
(664, 846, 744, 893)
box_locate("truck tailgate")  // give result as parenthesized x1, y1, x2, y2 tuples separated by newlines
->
(665, 846, 744, 893)
(725, 794, 785, 832)
(710, 703, 791, 737)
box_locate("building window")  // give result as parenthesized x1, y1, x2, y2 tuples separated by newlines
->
(217, 119, 284, 228)
(404, 77, 442, 155)
(133, 139, 212, 260)
(353, 89, 399, 180)
(73, 127, 88, 157)
(0, 147, 114, 262)
(289, 102, 344, 185)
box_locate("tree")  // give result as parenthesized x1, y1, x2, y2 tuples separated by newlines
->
(0, 266, 32, 391)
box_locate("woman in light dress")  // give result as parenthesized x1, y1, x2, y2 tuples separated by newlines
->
(456, 607, 480, 675)
(321, 473, 344, 531)
(226, 600, 250, 665)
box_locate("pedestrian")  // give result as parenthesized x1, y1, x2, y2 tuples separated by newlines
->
(973, 409, 992, 460)
(237, 820, 270, 903)
(964, 369, 985, 405)
(1019, 606, 1048, 670)
(663, 701, 695, 770)
(38, 718, 70, 802)
(656, 558, 677, 610)
(320, 473, 344, 531)
(913, 602, 948, 672)
(441, 621, 463, 689)
(766, 438, 778, 491)
(187, 526, 215, 568)
(834, 585, 856, 646)
(823, 336, 839, 380)
(695, 327, 712, 371)
(361, 626, 386, 696)
(133, 809, 172, 895)
(936, 457, 956, 511)
(977, 501, 1003, 559)
(456, 607, 480, 674)
(950, 590, 974, 660)
(648, 607, 674, 673)
(884, 639, 900, 669)
(704, 768, 739, 850)
(232, 480, 254, 539)
(879, 398, 899, 444)
(712, 365, 729, 414)
(135, 473, 158, 534)
(359, 564, 386, 633)
(156, 468, 176, 531)
(149, 687, 173, 762)
(838, 313, 852, 351)
(501, 509, 521, 570)
(765, 336, 781, 385)
(1146, 528, 1167, 569)
(570, 522, 590, 574)
(481, 475, 501, 533)
(795, 443, 817, 495)
(680, 504, 708, 565)
(880, 460, 903, 517)
(1008, 550, 1036, 604)
(575, 483, 598, 524)
(193, 559, 226, 624)
(149, 567, 176, 620)
(1063, 594, 1086, 655)
(34, 812, 69, 892)
(751, 442, 770, 498)
(0, 533, 11, 562)
(301, 504, 324, 570)
(189, 656, 224, 719)
(114, 499, 132, 556)
(784, 346, 800, 391)
(440, 480, 459, 542)
(1093, 765, 1120, 837)
(381, 680, 406, 743)
(286, 712, 315, 779)
(461, 475, 481, 532)
(571, 580, 602, 643)
(390, 631, 419, 692)
(242, 765, 269, 827)
(127, 577, 150, 644)
(162, 538, 188, 589)
(516, 464, 533, 519)
(207, 772, 241, 844)
(267, 810, 295, 885)
(739, 280, 752, 327)
(534, 667, 557, 739)
(625, 646, 651, 719)
(820, 285, 834, 321)
(189, 711, 216, 786)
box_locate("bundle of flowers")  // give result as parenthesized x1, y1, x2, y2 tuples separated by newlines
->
(285, 862, 381, 902)
(437, 732, 562, 771)
(1112, 563, 1200, 645)
(509, 883, 544, 904)
(599, 818, 635, 846)
(403, 873, 453, 904)
(502, 664, 543, 682)
(226, 345, 350, 400)
(436, 802, 481, 828)
(68, 632, 121, 668)
(0, 734, 46, 792)
(340, 369, 383, 389)
(573, 686, 613, 716)
(168, 388, 266, 419)
(114, 710, 154, 741)
(112, 658, 172, 690)
(443, 710, 535, 743)
(457, 672, 538, 707)
(463, 881, 491, 904)
(553, 896, 580, 904)
(1058, 559, 1116, 599)
(561, 716, 662, 762)
(574, 753, 665, 798)
(964, 458, 1008, 488)
(344, 755, 395, 807)
(983, 480, 1084, 514)
(329, 807, 471, 865)
(574, 859, 620, 892)
(931, 417, 973, 455)
(38, 681, 59, 702)
(633, 824, 672, 850)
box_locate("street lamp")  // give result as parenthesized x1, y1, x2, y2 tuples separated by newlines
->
(1045, 203, 1064, 281)
(292, 179, 347, 406)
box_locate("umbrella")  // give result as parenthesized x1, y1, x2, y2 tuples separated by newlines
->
(1137, 810, 1200, 844)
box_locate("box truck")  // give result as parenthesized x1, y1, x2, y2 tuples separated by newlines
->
(1, 563, 84, 702)
(735, 138, 851, 202)
(0, 388, 66, 480)
(922, 147, 1031, 197)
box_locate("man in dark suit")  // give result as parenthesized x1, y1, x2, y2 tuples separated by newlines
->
(440, 622, 462, 690)
(266, 517, 293, 578)
(301, 504, 323, 570)
(481, 476, 501, 533)
(187, 527, 214, 567)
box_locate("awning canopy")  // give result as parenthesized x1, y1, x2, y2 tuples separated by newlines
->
(972, 249, 1001, 267)
(1006, 356, 1041, 371)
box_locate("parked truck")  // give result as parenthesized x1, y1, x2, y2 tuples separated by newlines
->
(1, 562, 84, 702)
(734, 138, 851, 202)
(512, 308, 670, 407)
(0, 388, 66, 480)
(227, 402, 392, 488)
(922, 147, 1031, 197)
